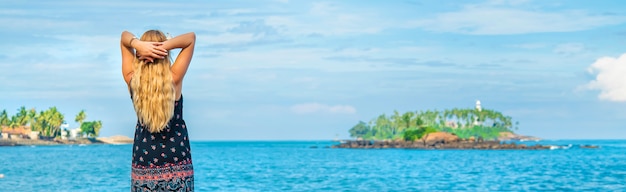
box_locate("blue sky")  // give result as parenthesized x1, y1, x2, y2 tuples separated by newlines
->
(2, 0, 626, 140)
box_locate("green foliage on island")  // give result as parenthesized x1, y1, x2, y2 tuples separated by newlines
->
(80, 120, 102, 138)
(349, 108, 518, 140)
(0, 107, 102, 138)
(440, 125, 510, 140)
(403, 126, 438, 141)
(1, 106, 64, 137)
(75, 109, 102, 138)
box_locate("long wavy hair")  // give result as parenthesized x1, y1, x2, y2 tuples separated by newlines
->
(130, 30, 175, 133)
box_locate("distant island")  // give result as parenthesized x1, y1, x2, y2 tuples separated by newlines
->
(335, 101, 560, 150)
(348, 101, 523, 140)
(0, 106, 130, 146)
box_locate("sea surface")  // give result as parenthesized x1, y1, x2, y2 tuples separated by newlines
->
(1, 140, 625, 191)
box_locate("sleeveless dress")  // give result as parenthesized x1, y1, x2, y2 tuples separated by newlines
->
(131, 95, 194, 191)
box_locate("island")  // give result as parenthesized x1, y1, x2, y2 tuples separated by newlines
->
(333, 101, 592, 150)
(0, 106, 132, 146)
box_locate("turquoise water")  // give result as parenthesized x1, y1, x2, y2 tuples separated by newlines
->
(1, 140, 625, 191)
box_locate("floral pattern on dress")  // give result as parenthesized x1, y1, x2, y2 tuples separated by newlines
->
(131, 95, 193, 191)
(131, 160, 194, 192)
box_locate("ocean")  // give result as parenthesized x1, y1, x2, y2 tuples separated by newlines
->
(1, 140, 625, 191)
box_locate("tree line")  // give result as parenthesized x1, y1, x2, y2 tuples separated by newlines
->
(0, 106, 102, 138)
(349, 108, 518, 140)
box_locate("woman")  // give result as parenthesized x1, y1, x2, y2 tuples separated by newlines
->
(120, 30, 196, 191)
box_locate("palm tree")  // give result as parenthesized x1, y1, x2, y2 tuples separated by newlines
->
(75, 110, 86, 127)
(93, 120, 102, 137)
(9, 106, 30, 128)
(9, 117, 20, 128)
(27, 108, 37, 127)
(34, 111, 48, 136)
(375, 114, 390, 139)
(0, 110, 9, 126)
(40, 110, 52, 137)
(391, 110, 402, 137)
(412, 112, 424, 128)
(49, 107, 64, 138)
(401, 111, 413, 130)
(36, 107, 64, 138)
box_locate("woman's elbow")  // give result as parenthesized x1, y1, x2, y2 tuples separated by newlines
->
(189, 32, 196, 42)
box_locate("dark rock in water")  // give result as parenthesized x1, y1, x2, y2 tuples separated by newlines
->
(579, 145, 599, 149)
(0, 140, 18, 146)
(334, 132, 596, 150)
(332, 132, 554, 150)
(309, 146, 318, 148)
(333, 139, 551, 150)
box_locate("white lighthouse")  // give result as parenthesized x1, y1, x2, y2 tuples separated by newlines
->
(474, 100, 482, 126)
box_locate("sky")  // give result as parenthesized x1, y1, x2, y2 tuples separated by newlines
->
(1, 0, 626, 140)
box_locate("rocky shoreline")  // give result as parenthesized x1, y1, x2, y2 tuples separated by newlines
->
(332, 139, 550, 150)
(0, 135, 133, 146)
(332, 132, 598, 150)
(0, 138, 104, 146)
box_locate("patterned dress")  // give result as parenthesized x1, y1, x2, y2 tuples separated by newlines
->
(131, 95, 194, 191)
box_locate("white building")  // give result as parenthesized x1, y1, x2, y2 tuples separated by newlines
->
(60, 122, 70, 140)
(69, 128, 81, 140)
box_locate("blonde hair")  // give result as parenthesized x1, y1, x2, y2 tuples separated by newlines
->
(130, 30, 175, 133)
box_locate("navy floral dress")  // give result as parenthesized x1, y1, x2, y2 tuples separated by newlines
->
(131, 95, 194, 191)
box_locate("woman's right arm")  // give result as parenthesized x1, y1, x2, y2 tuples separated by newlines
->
(120, 31, 137, 85)
(162, 32, 196, 85)
(120, 31, 168, 85)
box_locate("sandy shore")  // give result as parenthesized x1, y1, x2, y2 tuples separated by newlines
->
(96, 135, 134, 144)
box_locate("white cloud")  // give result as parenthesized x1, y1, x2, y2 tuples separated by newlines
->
(0, 18, 87, 31)
(410, 4, 626, 35)
(310, 2, 337, 16)
(290, 103, 356, 114)
(507, 43, 547, 49)
(180, 18, 232, 30)
(199, 33, 256, 45)
(584, 54, 626, 102)
(291, 77, 320, 90)
(553, 43, 585, 55)
(0, 9, 31, 16)
(485, 0, 531, 6)
(50, 35, 119, 58)
(265, 3, 392, 36)
(0, 33, 126, 99)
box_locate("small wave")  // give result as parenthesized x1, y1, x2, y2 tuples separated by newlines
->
(110, 143, 132, 146)
(549, 144, 573, 150)
(598, 144, 626, 149)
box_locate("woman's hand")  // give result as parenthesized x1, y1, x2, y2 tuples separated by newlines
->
(133, 40, 167, 63)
